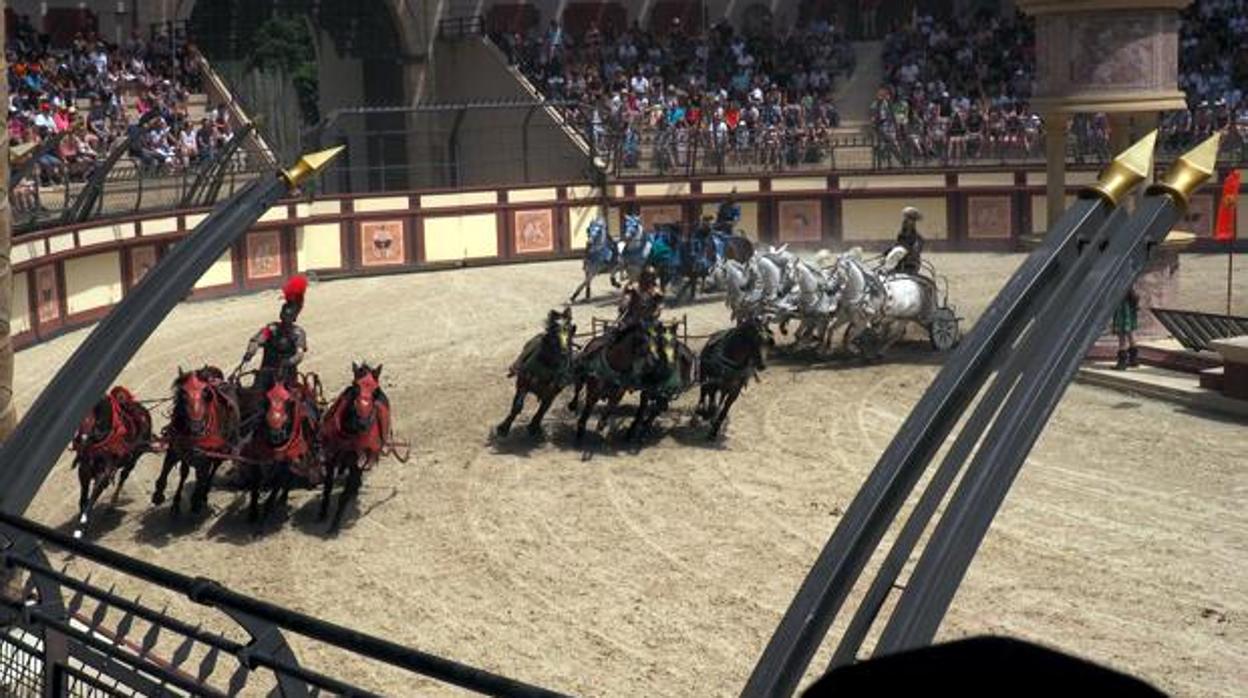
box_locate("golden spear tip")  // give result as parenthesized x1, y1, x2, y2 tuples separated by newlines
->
(1153, 132, 1222, 209)
(281, 145, 346, 188)
(1086, 130, 1157, 206)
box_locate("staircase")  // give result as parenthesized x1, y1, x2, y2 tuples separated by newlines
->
(831, 40, 884, 136)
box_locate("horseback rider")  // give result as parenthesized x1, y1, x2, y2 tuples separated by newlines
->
(894, 206, 925, 275)
(694, 214, 714, 243)
(715, 192, 741, 233)
(241, 275, 308, 392)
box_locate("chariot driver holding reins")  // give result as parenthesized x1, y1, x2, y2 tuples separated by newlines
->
(240, 274, 309, 392)
(617, 266, 664, 330)
(884, 206, 925, 275)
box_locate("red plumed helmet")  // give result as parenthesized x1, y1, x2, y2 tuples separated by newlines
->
(282, 274, 308, 306)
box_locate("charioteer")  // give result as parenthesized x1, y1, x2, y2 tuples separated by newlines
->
(715, 192, 741, 234)
(617, 266, 664, 330)
(893, 205, 926, 275)
(241, 274, 309, 392)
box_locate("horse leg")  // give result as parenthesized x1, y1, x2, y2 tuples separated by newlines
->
(171, 458, 191, 517)
(527, 387, 556, 438)
(191, 460, 219, 514)
(496, 387, 526, 437)
(113, 454, 137, 501)
(598, 388, 625, 435)
(76, 462, 91, 530)
(330, 459, 363, 534)
(567, 378, 583, 412)
(151, 449, 179, 505)
(626, 392, 649, 441)
(575, 384, 600, 443)
(319, 454, 337, 521)
(247, 466, 261, 524)
(78, 465, 111, 536)
(570, 277, 588, 303)
(710, 386, 742, 440)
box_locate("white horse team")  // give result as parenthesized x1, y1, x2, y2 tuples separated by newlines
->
(714, 242, 960, 358)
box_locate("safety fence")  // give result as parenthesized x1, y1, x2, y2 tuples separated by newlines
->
(9, 164, 1245, 351)
(0, 510, 564, 697)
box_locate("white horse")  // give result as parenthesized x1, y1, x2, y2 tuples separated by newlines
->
(836, 253, 933, 357)
(779, 258, 847, 349)
(714, 259, 755, 322)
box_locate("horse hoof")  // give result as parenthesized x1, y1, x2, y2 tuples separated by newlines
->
(78, 513, 87, 525)
(527, 424, 545, 439)
(151, 492, 165, 505)
(495, 424, 510, 438)
(73, 529, 83, 539)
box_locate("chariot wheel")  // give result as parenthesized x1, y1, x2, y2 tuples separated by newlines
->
(928, 306, 960, 351)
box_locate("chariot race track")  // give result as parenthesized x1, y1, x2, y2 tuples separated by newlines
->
(12, 252, 1248, 696)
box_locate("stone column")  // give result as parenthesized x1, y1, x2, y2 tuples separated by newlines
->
(1044, 111, 1067, 230)
(0, 2, 15, 441)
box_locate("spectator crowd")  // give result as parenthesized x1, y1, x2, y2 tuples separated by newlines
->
(501, 0, 1246, 174)
(868, 2, 1247, 166)
(498, 15, 855, 173)
(7, 14, 239, 212)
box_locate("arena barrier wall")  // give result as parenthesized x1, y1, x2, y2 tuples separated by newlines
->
(11, 166, 1246, 350)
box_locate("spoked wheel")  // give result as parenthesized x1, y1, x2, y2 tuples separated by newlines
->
(928, 306, 960, 351)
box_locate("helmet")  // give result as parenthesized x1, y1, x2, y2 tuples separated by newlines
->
(280, 275, 307, 323)
(640, 266, 658, 285)
(902, 206, 922, 221)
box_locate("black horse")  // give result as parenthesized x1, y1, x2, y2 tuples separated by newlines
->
(497, 309, 576, 438)
(627, 322, 696, 441)
(697, 315, 770, 439)
(569, 321, 658, 443)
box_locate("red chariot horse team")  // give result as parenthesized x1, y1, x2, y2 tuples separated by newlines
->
(71, 274, 403, 537)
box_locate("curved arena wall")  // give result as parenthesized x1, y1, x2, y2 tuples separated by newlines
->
(12, 167, 1245, 350)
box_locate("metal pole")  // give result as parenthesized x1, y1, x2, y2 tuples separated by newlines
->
(0, 2, 15, 440)
(1229, 244, 1234, 316)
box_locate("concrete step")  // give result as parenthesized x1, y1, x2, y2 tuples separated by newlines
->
(1077, 363, 1248, 420)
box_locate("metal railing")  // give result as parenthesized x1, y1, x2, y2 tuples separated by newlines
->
(10, 129, 272, 235)
(0, 509, 565, 697)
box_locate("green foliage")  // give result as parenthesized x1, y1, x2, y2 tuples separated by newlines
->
(248, 15, 320, 126)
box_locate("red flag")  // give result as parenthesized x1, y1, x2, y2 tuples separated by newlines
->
(1214, 170, 1240, 242)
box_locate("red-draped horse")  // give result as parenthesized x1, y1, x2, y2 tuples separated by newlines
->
(71, 387, 152, 537)
(319, 363, 392, 533)
(241, 377, 321, 529)
(152, 367, 240, 516)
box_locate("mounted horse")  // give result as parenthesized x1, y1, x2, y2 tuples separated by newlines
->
(319, 363, 393, 533)
(570, 219, 617, 303)
(497, 308, 576, 439)
(569, 320, 661, 443)
(646, 224, 687, 300)
(697, 315, 770, 439)
(240, 379, 320, 530)
(70, 387, 152, 537)
(152, 366, 240, 516)
(627, 322, 696, 440)
(613, 214, 650, 287)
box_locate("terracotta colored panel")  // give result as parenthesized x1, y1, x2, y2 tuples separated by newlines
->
(359, 220, 407, 266)
(778, 200, 823, 242)
(130, 246, 158, 287)
(967, 196, 1013, 238)
(246, 231, 284, 280)
(514, 209, 555, 254)
(35, 266, 59, 323)
(641, 204, 683, 230)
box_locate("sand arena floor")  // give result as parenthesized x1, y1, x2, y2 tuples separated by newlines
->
(12, 252, 1247, 696)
